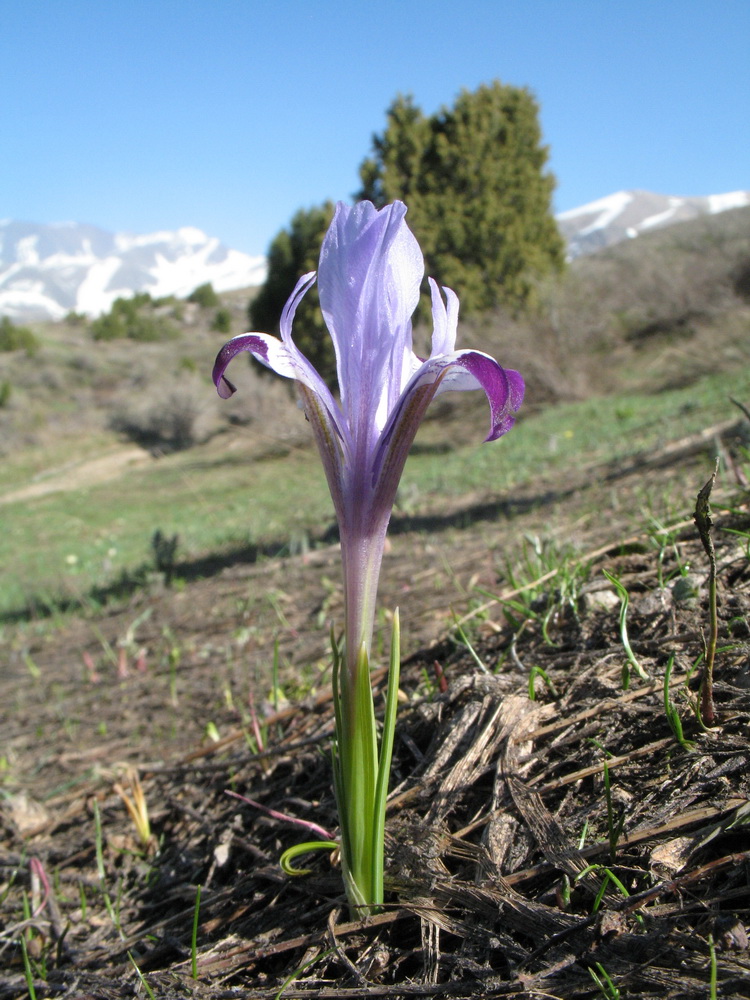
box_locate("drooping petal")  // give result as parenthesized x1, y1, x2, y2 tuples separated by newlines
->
(318, 202, 424, 450)
(371, 350, 524, 513)
(212, 272, 351, 461)
(424, 285, 524, 440)
(212, 333, 301, 399)
(430, 351, 525, 442)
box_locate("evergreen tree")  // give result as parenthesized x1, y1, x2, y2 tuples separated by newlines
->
(357, 82, 565, 314)
(249, 201, 336, 383)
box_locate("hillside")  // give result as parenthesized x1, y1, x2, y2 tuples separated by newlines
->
(556, 188, 750, 258)
(2, 203, 749, 452)
(0, 203, 749, 998)
(0, 205, 748, 616)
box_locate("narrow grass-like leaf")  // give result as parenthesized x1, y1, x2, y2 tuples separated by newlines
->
(128, 952, 157, 1000)
(578, 819, 589, 850)
(279, 841, 338, 876)
(603, 761, 625, 861)
(708, 933, 718, 1000)
(694, 460, 719, 725)
(20, 932, 37, 1000)
(274, 948, 335, 1000)
(528, 665, 558, 701)
(93, 800, 123, 938)
(451, 614, 489, 673)
(602, 569, 649, 682)
(663, 654, 695, 750)
(588, 961, 620, 1000)
(371, 610, 400, 906)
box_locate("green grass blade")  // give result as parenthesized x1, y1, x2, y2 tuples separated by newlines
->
(371, 609, 401, 907)
(20, 932, 37, 1000)
(602, 569, 648, 681)
(128, 952, 157, 1000)
(279, 841, 339, 876)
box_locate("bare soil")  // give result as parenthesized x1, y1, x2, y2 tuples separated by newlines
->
(1, 442, 749, 999)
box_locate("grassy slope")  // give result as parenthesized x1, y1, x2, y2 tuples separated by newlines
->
(1, 208, 749, 619)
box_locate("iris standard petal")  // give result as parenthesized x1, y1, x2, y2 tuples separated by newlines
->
(318, 202, 424, 447)
(428, 279, 459, 357)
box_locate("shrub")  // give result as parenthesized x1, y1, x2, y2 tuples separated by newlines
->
(357, 83, 565, 315)
(90, 296, 179, 342)
(110, 378, 214, 452)
(188, 282, 219, 308)
(0, 317, 40, 356)
(211, 307, 232, 333)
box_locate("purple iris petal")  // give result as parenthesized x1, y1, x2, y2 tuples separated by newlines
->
(213, 200, 524, 672)
(318, 201, 424, 451)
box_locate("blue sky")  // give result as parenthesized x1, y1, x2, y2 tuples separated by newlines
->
(3, 0, 748, 256)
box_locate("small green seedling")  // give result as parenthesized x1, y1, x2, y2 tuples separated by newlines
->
(191, 884, 201, 979)
(451, 613, 489, 673)
(708, 933, 718, 1000)
(128, 952, 157, 1000)
(528, 665, 558, 701)
(663, 654, 695, 750)
(588, 961, 620, 1000)
(93, 800, 124, 939)
(602, 569, 649, 686)
(20, 931, 38, 1000)
(274, 947, 336, 1000)
(603, 761, 626, 862)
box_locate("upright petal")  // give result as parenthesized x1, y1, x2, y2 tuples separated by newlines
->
(318, 202, 424, 454)
(428, 278, 459, 357)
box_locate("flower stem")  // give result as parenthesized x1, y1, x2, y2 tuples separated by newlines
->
(331, 612, 400, 915)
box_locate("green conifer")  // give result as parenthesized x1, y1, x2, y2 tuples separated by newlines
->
(358, 81, 565, 314)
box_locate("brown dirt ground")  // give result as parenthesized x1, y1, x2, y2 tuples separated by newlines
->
(1, 445, 749, 999)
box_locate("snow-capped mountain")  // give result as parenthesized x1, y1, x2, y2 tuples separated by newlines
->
(2, 190, 748, 321)
(556, 189, 750, 259)
(0, 220, 267, 322)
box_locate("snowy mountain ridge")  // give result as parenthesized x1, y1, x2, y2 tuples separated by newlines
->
(1, 189, 748, 322)
(556, 188, 749, 258)
(0, 220, 267, 323)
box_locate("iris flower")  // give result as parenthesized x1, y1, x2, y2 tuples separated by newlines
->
(213, 200, 523, 911)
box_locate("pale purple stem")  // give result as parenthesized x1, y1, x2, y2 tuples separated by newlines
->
(225, 790, 335, 841)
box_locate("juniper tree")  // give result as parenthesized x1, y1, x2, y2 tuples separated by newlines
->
(358, 82, 565, 314)
(252, 82, 562, 381)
